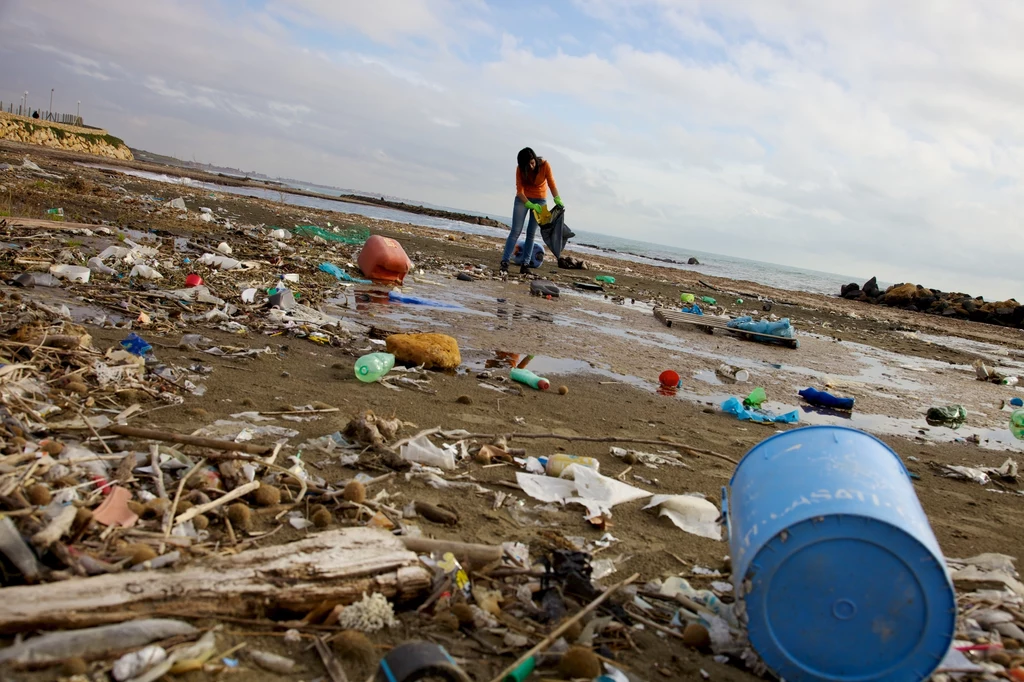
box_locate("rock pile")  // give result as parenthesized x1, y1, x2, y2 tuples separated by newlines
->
(840, 277, 1023, 327)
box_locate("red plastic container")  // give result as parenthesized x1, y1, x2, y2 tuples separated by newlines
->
(357, 236, 413, 283)
(659, 370, 680, 387)
(185, 273, 203, 287)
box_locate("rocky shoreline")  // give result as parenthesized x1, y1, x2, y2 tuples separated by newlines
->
(337, 194, 508, 229)
(841, 277, 1023, 328)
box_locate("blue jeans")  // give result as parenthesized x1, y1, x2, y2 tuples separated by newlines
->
(501, 197, 545, 266)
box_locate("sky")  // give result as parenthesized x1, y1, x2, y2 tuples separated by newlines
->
(2, 0, 1023, 301)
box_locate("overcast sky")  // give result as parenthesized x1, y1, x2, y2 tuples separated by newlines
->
(2, 1, 1023, 300)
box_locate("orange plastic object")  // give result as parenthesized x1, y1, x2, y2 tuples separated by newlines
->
(357, 235, 413, 283)
(1009, 668, 1024, 682)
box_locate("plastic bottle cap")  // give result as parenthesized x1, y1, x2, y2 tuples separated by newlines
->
(185, 273, 203, 287)
(537, 379, 550, 390)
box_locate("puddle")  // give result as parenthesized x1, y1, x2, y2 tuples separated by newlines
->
(693, 369, 723, 385)
(576, 309, 622, 321)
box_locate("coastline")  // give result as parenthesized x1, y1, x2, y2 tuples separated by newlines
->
(3, 143, 1024, 682)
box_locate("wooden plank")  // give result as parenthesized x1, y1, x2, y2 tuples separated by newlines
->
(654, 308, 799, 349)
(0, 527, 431, 633)
(4, 216, 102, 232)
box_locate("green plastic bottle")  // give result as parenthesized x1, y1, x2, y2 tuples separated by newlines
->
(354, 352, 395, 383)
(1011, 409, 1024, 440)
(680, 293, 695, 303)
(701, 296, 717, 305)
(743, 387, 767, 408)
(595, 275, 616, 284)
(510, 367, 550, 390)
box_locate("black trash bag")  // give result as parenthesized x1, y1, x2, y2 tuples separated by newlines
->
(540, 205, 574, 260)
(537, 550, 632, 625)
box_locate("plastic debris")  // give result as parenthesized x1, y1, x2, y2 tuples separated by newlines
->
(926, 404, 967, 429)
(798, 387, 855, 411)
(400, 435, 456, 470)
(644, 495, 721, 540)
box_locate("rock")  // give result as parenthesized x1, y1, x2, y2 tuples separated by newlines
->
(386, 333, 461, 370)
(840, 282, 860, 298)
(687, 257, 700, 265)
(881, 283, 921, 306)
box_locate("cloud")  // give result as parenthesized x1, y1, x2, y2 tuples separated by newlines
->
(2, 0, 1024, 300)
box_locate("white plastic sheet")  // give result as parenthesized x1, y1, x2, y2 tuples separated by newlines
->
(516, 465, 651, 518)
(643, 494, 722, 540)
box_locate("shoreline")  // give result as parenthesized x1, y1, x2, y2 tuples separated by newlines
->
(2, 146, 1023, 682)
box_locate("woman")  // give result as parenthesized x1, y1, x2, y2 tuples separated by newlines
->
(501, 147, 564, 275)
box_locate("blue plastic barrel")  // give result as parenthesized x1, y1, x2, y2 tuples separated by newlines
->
(724, 426, 955, 682)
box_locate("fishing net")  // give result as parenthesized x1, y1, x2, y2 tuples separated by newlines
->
(292, 224, 370, 245)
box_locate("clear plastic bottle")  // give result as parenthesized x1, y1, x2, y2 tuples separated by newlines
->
(542, 454, 600, 477)
(354, 352, 395, 382)
(1011, 409, 1024, 441)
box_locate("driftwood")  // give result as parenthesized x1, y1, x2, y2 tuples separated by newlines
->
(104, 424, 274, 456)
(0, 528, 430, 633)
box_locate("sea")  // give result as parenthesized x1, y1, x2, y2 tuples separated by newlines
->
(81, 165, 876, 297)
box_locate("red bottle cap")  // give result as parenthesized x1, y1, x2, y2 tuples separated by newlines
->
(659, 370, 680, 387)
(537, 378, 551, 390)
(185, 273, 203, 287)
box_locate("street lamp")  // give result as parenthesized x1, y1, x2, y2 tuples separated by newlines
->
(49, 88, 54, 115)
(77, 101, 81, 120)
(23, 91, 27, 115)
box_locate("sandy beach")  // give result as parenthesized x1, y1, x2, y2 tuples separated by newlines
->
(2, 141, 1023, 681)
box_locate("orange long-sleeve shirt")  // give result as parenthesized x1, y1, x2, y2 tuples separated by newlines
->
(516, 160, 558, 201)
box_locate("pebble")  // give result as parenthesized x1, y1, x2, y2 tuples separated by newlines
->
(456, 395, 473, 405)
(558, 385, 569, 395)
(280, 371, 290, 378)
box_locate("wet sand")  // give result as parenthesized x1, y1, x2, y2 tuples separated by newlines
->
(3, 143, 1023, 681)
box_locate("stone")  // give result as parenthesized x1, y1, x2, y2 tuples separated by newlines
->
(840, 282, 860, 298)
(687, 257, 700, 265)
(386, 333, 461, 370)
(881, 283, 920, 306)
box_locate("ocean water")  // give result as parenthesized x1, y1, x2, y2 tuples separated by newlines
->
(83, 163, 873, 296)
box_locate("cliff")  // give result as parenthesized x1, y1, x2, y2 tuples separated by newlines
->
(0, 113, 133, 161)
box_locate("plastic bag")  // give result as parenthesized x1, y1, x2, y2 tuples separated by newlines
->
(400, 436, 455, 470)
(129, 264, 163, 280)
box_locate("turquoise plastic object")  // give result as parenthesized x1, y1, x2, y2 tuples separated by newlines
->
(724, 426, 955, 682)
(700, 296, 716, 305)
(680, 303, 703, 315)
(726, 315, 794, 338)
(354, 352, 395, 383)
(721, 396, 798, 424)
(319, 262, 370, 284)
(595, 275, 615, 284)
(510, 367, 550, 390)
(1012, 409, 1024, 440)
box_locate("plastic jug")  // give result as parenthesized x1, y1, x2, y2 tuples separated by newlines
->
(357, 235, 413, 283)
(354, 352, 395, 382)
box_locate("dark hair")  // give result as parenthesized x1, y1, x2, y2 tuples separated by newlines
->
(517, 147, 541, 183)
